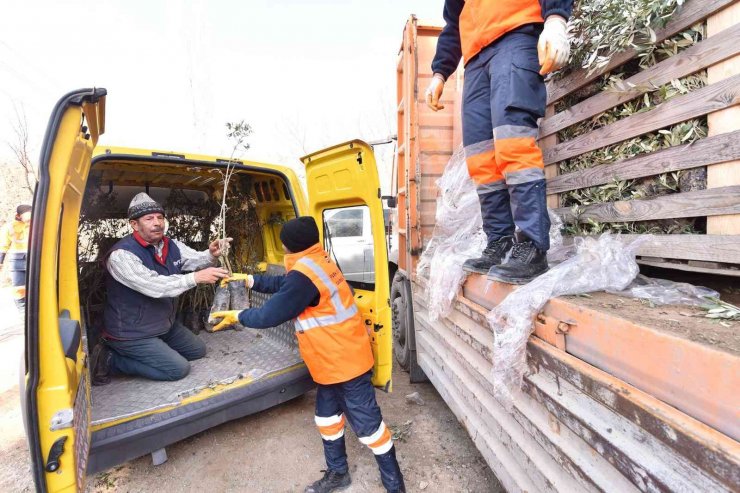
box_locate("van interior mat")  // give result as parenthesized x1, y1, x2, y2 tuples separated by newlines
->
(91, 292, 302, 425)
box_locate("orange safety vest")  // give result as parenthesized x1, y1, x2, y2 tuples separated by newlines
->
(0, 219, 30, 256)
(460, 0, 544, 64)
(285, 243, 374, 385)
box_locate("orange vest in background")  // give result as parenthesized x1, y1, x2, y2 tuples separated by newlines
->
(460, 0, 544, 64)
(285, 244, 374, 385)
(0, 219, 30, 256)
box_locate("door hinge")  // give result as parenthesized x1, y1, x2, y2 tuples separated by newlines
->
(50, 408, 74, 431)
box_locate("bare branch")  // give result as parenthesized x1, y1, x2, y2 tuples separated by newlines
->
(6, 103, 38, 194)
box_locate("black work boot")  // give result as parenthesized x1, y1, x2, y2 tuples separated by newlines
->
(304, 470, 352, 493)
(487, 239, 548, 284)
(462, 235, 515, 274)
(90, 343, 112, 386)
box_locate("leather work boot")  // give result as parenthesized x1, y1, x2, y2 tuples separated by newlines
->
(487, 239, 548, 284)
(90, 343, 113, 386)
(462, 235, 515, 274)
(304, 470, 352, 493)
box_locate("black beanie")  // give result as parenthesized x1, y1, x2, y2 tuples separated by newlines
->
(16, 204, 32, 216)
(280, 216, 319, 253)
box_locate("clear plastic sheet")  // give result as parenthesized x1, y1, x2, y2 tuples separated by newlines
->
(416, 148, 569, 322)
(487, 234, 648, 404)
(416, 147, 486, 322)
(609, 274, 719, 306)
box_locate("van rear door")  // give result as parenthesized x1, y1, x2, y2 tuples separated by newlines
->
(25, 88, 106, 492)
(302, 140, 393, 390)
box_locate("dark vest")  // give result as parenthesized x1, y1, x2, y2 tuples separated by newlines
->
(103, 235, 183, 340)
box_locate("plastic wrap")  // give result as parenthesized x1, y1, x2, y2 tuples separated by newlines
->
(487, 234, 648, 404)
(416, 147, 486, 321)
(416, 148, 569, 322)
(609, 274, 719, 306)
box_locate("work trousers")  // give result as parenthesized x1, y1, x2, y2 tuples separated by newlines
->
(462, 26, 551, 251)
(106, 320, 206, 381)
(315, 370, 404, 491)
(5, 253, 27, 310)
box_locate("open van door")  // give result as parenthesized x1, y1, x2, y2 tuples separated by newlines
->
(25, 88, 106, 492)
(302, 141, 393, 390)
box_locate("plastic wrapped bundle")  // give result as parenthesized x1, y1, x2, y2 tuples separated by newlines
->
(487, 234, 648, 404)
(416, 147, 486, 321)
(609, 274, 719, 306)
(206, 283, 232, 332)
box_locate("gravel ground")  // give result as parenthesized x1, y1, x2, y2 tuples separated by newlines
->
(0, 285, 501, 492)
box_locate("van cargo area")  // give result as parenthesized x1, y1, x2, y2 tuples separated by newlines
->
(77, 153, 314, 471)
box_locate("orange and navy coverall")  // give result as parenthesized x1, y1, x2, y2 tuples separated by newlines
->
(432, 0, 573, 251)
(237, 244, 403, 491)
(0, 219, 30, 308)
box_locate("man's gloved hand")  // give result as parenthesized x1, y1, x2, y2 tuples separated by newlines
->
(538, 16, 570, 75)
(220, 273, 254, 288)
(210, 310, 241, 332)
(425, 74, 446, 111)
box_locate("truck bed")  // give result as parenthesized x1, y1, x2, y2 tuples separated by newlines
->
(412, 273, 740, 492)
(91, 292, 303, 426)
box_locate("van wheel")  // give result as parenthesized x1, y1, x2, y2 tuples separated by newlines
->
(391, 272, 412, 371)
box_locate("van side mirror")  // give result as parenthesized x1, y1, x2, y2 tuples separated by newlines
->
(381, 196, 397, 208)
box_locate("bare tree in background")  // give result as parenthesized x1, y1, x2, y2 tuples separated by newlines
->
(7, 103, 38, 194)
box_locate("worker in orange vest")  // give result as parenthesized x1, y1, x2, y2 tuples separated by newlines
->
(0, 204, 32, 310)
(212, 216, 405, 493)
(426, 0, 573, 283)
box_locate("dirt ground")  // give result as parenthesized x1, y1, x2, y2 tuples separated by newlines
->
(0, 288, 501, 493)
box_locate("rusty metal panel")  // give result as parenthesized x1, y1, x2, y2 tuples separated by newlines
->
(412, 279, 740, 492)
(462, 274, 740, 442)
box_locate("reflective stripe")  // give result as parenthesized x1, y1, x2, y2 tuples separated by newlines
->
(359, 422, 387, 445)
(476, 180, 507, 195)
(505, 167, 545, 185)
(321, 429, 345, 441)
(316, 414, 346, 441)
(359, 422, 393, 455)
(315, 414, 343, 427)
(294, 257, 359, 333)
(494, 125, 538, 140)
(464, 139, 494, 158)
(370, 439, 393, 455)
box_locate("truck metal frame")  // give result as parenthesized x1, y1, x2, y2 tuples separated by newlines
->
(392, 8, 740, 492)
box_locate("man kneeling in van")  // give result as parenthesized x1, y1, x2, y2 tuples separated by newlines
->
(90, 192, 231, 385)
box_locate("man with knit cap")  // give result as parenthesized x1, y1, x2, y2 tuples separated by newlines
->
(90, 192, 231, 384)
(212, 216, 405, 493)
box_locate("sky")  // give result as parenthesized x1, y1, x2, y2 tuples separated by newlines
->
(0, 0, 444, 192)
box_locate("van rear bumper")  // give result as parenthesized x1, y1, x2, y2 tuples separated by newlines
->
(87, 365, 314, 474)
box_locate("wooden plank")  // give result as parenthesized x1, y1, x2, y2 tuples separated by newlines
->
(543, 73, 740, 165)
(707, 1, 740, 234)
(555, 185, 740, 223)
(540, 104, 560, 208)
(546, 0, 737, 104)
(565, 234, 740, 264)
(637, 258, 740, 277)
(540, 23, 740, 138)
(546, 130, 740, 194)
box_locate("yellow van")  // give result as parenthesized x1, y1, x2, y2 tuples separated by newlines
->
(22, 88, 393, 492)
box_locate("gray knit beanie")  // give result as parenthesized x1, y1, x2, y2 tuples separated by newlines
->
(128, 193, 165, 220)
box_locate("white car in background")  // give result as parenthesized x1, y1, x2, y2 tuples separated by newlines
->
(324, 205, 398, 286)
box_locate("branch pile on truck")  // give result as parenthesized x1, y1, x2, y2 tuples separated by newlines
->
(391, 0, 740, 491)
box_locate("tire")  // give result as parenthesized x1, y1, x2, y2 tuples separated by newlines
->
(391, 272, 412, 371)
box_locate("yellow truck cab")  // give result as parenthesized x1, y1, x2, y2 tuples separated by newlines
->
(23, 88, 393, 492)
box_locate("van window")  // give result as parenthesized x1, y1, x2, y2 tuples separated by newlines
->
(323, 205, 374, 289)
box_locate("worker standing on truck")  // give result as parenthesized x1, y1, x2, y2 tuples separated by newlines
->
(426, 0, 573, 283)
(90, 192, 231, 384)
(212, 216, 405, 493)
(0, 204, 32, 310)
